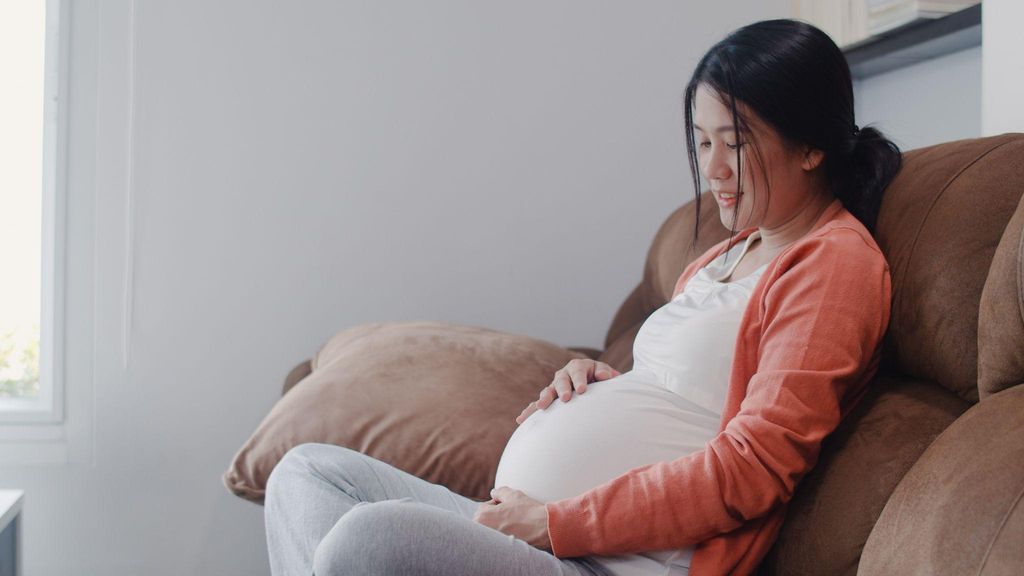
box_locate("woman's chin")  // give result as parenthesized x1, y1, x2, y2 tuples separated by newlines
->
(718, 208, 751, 229)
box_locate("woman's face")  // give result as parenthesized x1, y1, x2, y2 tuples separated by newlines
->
(692, 83, 823, 231)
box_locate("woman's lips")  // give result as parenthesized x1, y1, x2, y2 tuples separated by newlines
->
(716, 192, 742, 207)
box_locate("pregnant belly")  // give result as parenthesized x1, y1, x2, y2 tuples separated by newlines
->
(493, 371, 720, 503)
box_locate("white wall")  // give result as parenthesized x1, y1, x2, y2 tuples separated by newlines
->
(0, 1, 789, 574)
(853, 45, 982, 152)
(982, 0, 1024, 135)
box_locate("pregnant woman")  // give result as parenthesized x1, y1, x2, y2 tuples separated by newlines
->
(264, 18, 900, 576)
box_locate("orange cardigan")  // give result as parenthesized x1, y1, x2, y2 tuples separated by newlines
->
(545, 197, 892, 575)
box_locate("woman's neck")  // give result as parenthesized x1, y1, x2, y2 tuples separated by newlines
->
(755, 193, 836, 252)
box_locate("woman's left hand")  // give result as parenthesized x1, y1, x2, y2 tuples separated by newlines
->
(473, 486, 553, 552)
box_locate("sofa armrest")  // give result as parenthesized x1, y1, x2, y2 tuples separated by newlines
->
(566, 346, 603, 361)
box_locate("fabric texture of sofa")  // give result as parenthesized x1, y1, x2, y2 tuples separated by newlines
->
(224, 133, 1024, 575)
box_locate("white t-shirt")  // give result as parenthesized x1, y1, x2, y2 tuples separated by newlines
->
(494, 231, 768, 576)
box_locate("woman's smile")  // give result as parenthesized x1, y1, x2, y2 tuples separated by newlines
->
(716, 192, 742, 207)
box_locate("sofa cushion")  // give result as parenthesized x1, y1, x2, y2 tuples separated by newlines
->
(873, 134, 1024, 403)
(858, 384, 1024, 575)
(223, 321, 583, 504)
(759, 370, 968, 576)
(978, 191, 1024, 399)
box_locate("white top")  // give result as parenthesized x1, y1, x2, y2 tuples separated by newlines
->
(632, 230, 767, 416)
(493, 231, 768, 576)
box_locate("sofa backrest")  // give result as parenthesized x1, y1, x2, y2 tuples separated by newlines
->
(873, 133, 1024, 403)
(600, 133, 1024, 404)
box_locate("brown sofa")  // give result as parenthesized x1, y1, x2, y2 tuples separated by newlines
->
(225, 133, 1024, 575)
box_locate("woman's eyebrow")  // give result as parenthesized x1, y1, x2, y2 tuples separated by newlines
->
(694, 124, 737, 134)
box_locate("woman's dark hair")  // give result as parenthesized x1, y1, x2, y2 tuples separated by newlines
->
(683, 18, 903, 250)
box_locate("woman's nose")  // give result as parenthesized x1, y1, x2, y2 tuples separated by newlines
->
(702, 146, 733, 181)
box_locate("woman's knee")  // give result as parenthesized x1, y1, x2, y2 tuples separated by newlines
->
(312, 500, 435, 576)
(266, 443, 336, 503)
(268, 443, 356, 486)
(266, 443, 308, 487)
(279, 442, 346, 470)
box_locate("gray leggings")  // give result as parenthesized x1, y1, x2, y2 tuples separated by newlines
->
(264, 442, 613, 576)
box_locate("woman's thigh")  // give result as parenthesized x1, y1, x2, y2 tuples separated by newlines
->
(265, 443, 609, 576)
(267, 442, 481, 519)
(312, 498, 604, 576)
(265, 442, 480, 576)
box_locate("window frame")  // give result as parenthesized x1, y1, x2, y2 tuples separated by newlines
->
(0, 0, 68, 427)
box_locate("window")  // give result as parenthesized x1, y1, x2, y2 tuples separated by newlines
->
(0, 0, 67, 425)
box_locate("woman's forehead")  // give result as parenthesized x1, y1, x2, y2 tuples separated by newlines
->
(694, 87, 771, 137)
(695, 88, 749, 127)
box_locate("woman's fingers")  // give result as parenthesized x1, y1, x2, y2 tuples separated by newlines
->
(595, 362, 620, 380)
(518, 361, 623, 425)
(552, 369, 576, 400)
(566, 363, 591, 395)
(516, 401, 539, 424)
(538, 385, 557, 409)
(548, 360, 617, 406)
(554, 360, 595, 400)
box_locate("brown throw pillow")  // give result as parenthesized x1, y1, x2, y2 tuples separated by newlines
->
(222, 321, 584, 504)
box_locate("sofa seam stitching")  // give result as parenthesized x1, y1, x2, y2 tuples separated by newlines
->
(1017, 224, 1024, 342)
(974, 477, 1024, 575)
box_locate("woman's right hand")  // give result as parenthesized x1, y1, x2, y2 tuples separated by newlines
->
(514, 359, 621, 425)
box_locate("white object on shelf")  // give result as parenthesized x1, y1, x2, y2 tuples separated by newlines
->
(0, 490, 23, 576)
(793, 0, 857, 46)
(793, 0, 980, 49)
(867, 0, 980, 35)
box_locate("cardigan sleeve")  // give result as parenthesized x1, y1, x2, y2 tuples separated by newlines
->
(544, 230, 892, 558)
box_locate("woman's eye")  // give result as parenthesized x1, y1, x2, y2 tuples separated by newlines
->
(699, 141, 742, 150)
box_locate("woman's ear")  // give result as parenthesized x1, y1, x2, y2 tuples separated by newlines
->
(801, 147, 825, 171)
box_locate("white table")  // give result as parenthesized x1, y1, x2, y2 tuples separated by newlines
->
(0, 490, 22, 576)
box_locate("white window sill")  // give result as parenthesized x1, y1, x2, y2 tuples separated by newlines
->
(0, 423, 79, 466)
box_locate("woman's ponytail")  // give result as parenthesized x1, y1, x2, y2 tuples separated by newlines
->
(831, 125, 903, 233)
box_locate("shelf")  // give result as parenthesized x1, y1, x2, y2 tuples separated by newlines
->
(843, 3, 981, 80)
